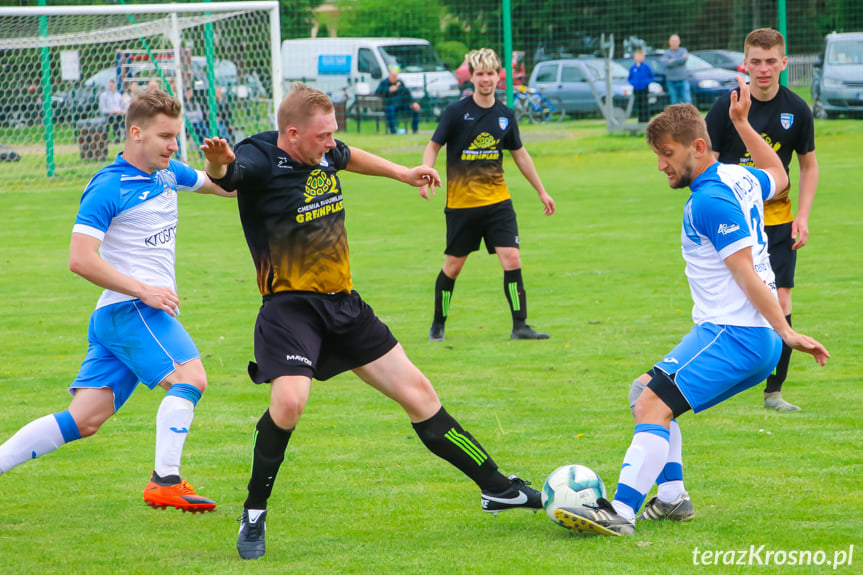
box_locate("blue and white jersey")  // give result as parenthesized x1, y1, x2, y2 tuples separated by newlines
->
(72, 153, 205, 309)
(682, 162, 777, 328)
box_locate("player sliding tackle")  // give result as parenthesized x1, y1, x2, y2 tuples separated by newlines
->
(201, 82, 544, 561)
(555, 78, 829, 536)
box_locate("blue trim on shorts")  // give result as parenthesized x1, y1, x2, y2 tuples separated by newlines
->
(657, 462, 683, 484)
(53, 410, 81, 443)
(614, 482, 646, 514)
(166, 383, 202, 406)
(634, 423, 670, 441)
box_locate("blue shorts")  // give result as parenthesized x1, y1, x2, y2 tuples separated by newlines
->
(70, 300, 200, 411)
(654, 323, 782, 413)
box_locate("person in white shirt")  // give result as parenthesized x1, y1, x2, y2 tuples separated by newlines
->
(0, 90, 234, 514)
(100, 79, 126, 143)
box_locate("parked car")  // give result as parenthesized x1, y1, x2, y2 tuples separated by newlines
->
(190, 56, 266, 99)
(527, 57, 666, 118)
(692, 50, 746, 73)
(618, 51, 742, 110)
(812, 31, 863, 119)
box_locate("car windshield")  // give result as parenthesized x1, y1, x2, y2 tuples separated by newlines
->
(582, 59, 629, 80)
(685, 54, 714, 71)
(378, 44, 446, 73)
(826, 40, 863, 65)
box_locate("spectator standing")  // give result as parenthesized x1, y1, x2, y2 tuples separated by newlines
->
(662, 35, 691, 104)
(100, 79, 125, 143)
(628, 49, 655, 123)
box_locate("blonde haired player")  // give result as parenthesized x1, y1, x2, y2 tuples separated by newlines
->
(421, 48, 555, 342)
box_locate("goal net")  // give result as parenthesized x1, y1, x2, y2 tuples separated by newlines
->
(0, 2, 280, 189)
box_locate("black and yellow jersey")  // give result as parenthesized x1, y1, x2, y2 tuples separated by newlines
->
(215, 131, 352, 295)
(706, 85, 815, 226)
(432, 96, 522, 209)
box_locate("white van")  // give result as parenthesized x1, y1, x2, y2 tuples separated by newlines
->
(281, 37, 460, 106)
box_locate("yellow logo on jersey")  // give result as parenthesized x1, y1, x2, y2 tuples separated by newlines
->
(304, 169, 337, 203)
(468, 132, 500, 150)
(461, 132, 502, 161)
(740, 132, 781, 166)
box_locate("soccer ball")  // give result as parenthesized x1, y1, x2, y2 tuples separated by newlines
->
(541, 464, 606, 524)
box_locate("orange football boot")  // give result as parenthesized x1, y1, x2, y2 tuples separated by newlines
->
(143, 471, 216, 513)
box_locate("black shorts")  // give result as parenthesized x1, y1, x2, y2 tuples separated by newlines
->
(645, 368, 692, 418)
(444, 199, 519, 257)
(765, 222, 797, 289)
(248, 291, 398, 383)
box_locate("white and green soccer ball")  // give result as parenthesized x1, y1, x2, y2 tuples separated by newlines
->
(541, 464, 606, 524)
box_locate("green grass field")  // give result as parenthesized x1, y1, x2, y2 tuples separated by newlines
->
(1, 118, 861, 574)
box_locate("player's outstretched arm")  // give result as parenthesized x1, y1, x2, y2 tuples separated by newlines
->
(69, 233, 180, 317)
(200, 137, 236, 181)
(792, 151, 818, 250)
(724, 248, 829, 366)
(419, 141, 443, 199)
(347, 146, 441, 190)
(728, 77, 789, 192)
(509, 147, 555, 215)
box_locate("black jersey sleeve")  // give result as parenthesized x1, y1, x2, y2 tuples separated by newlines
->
(705, 91, 733, 153)
(431, 102, 457, 146)
(502, 109, 523, 150)
(330, 140, 351, 170)
(795, 103, 816, 155)
(212, 139, 267, 192)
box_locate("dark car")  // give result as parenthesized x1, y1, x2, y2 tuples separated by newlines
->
(618, 51, 742, 110)
(692, 50, 746, 73)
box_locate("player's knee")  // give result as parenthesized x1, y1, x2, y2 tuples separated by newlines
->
(185, 372, 208, 394)
(629, 371, 653, 414)
(174, 361, 208, 393)
(407, 380, 441, 421)
(269, 396, 306, 429)
(73, 413, 106, 438)
(629, 378, 645, 413)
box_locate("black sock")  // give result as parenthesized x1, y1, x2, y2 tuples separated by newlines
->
(412, 406, 510, 493)
(766, 314, 792, 393)
(503, 268, 527, 326)
(433, 270, 455, 324)
(244, 409, 293, 510)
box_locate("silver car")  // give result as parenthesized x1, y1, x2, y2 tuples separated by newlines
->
(528, 57, 665, 118)
(812, 32, 863, 119)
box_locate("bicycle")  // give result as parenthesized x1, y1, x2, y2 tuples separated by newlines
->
(513, 85, 566, 124)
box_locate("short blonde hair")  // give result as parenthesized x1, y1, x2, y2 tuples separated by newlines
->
(744, 28, 786, 57)
(277, 82, 334, 132)
(646, 103, 712, 150)
(466, 48, 501, 75)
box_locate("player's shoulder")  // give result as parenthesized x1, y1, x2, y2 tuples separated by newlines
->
(492, 98, 515, 117)
(85, 159, 142, 194)
(777, 86, 813, 115)
(706, 89, 733, 117)
(441, 95, 473, 117)
(327, 139, 351, 169)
